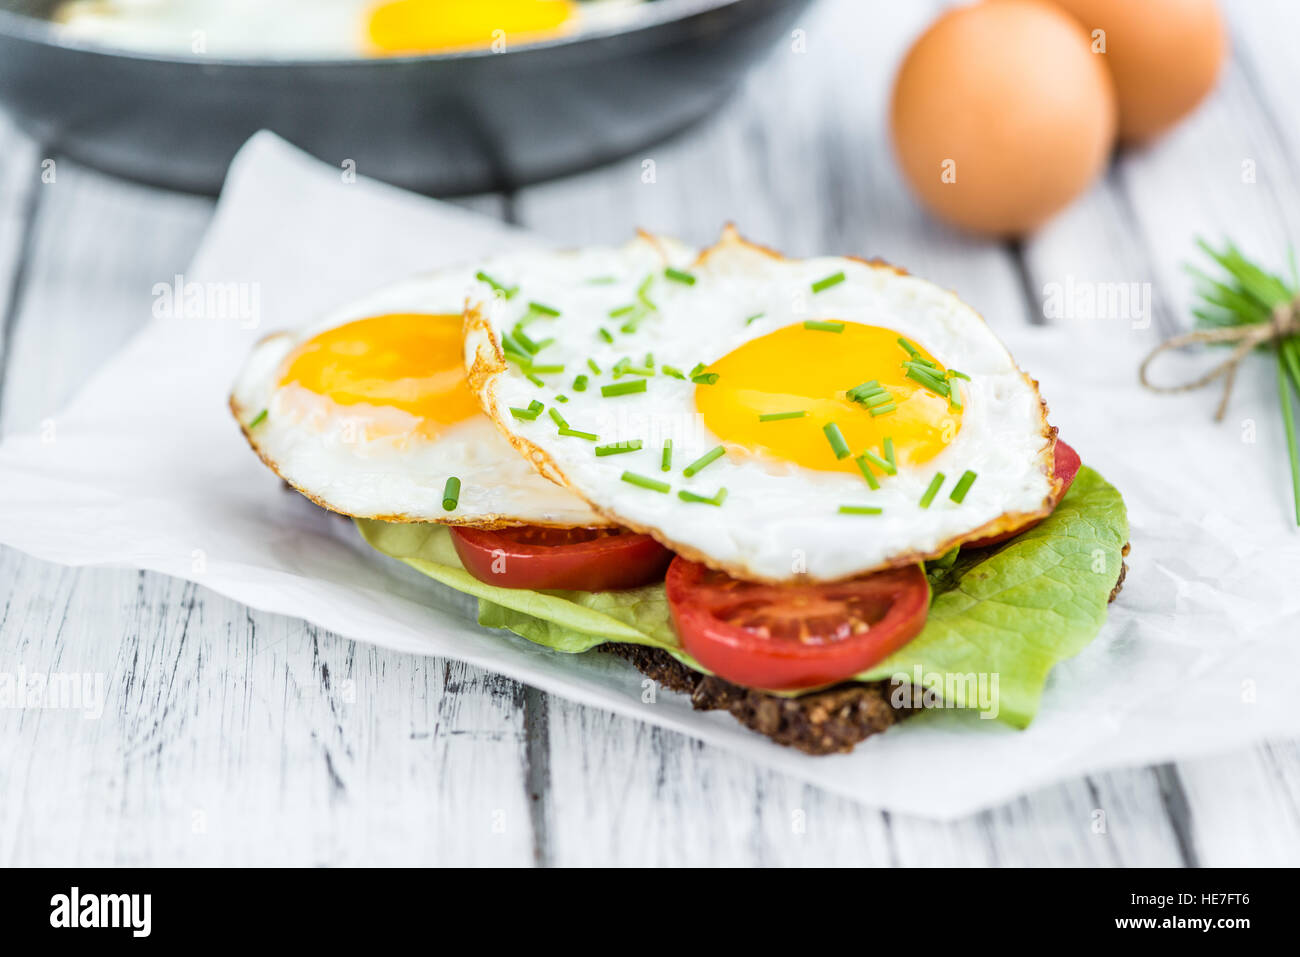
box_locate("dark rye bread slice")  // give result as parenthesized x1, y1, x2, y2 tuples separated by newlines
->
(608, 547, 1129, 756)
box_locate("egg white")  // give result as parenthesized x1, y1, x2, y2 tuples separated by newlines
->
(231, 269, 605, 527)
(465, 228, 1057, 581)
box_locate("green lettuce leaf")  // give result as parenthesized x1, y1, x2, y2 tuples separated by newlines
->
(356, 465, 1127, 728)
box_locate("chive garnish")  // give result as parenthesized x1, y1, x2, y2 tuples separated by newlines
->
(838, 505, 883, 516)
(442, 477, 461, 511)
(595, 439, 644, 457)
(864, 391, 893, 408)
(601, 379, 647, 397)
(759, 411, 807, 422)
(609, 304, 636, 318)
(525, 372, 544, 387)
(822, 423, 851, 460)
(644, 352, 655, 369)
(811, 272, 846, 293)
(854, 454, 880, 490)
(870, 403, 896, 417)
(950, 470, 978, 504)
(745, 312, 766, 325)
(661, 439, 673, 472)
(897, 337, 921, 358)
(500, 332, 529, 360)
(691, 373, 720, 385)
(548, 408, 568, 428)
(554, 395, 569, 404)
(803, 319, 845, 333)
(527, 364, 565, 374)
(248, 409, 268, 428)
(508, 400, 544, 420)
(906, 366, 951, 397)
(664, 267, 696, 286)
(919, 473, 946, 509)
(476, 271, 517, 299)
(683, 445, 725, 477)
(528, 301, 560, 318)
(883, 438, 896, 467)
(679, 488, 728, 506)
(559, 428, 599, 441)
(859, 448, 896, 476)
(513, 326, 541, 354)
(571, 376, 588, 393)
(598, 327, 615, 343)
(637, 274, 657, 310)
(587, 358, 601, 375)
(946, 369, 971, 381)
(848, 380, 881, 400)
(621, 471, 670, 493)
(661, 365, 686, 379)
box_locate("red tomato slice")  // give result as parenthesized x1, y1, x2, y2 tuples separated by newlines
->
(665, 558, 931, 691)
(450, 525, 673, 591)
(963, 439, 1082, 549)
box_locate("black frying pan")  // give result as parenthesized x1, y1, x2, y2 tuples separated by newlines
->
(0, 0, 812, 195)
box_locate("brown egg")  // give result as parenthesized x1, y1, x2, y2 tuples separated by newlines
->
(1048, 0, 1226, 142)
(890, 0, 1117, 238)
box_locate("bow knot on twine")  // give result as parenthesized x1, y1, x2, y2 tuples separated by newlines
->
(1139, 295, 1300, 421)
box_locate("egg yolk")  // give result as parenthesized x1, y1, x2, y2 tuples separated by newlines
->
(366, 0, 577, 55)
(694, 322, 963, 474)
(278, 313, 479, 438)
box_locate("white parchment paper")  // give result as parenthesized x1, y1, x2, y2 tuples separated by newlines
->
(2, 133, 1297, 818)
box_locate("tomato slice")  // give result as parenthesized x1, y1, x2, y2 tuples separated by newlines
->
(450, 524, 673, 591)
(665, 558, 930, 691)
(963, 439, 1082, 549)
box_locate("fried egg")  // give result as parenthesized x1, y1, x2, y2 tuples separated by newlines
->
(230, 269, 604, 527)
(53, 0, 643, 58)
(464, 229, 1059, 582)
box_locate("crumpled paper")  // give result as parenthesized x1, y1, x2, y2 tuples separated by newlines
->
(2, 132, 1298, 818)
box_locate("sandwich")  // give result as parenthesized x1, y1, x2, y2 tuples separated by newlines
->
(231, 229, 1128, 754)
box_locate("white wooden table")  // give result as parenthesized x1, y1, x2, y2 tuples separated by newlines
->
(2, 0, 1298, 866)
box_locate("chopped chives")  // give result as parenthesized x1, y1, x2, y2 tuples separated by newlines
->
(949, 470, 978, 504)
(664, 267, 696, 285)
(587, 358, 601, 375)
(500, 332, 529, 359)
(869, 403, 897, 417)
(525, 372, 545, 387)
(531, 337, 556, 352)
(745, 312, 766, 325)
(759, 410, 807, 422)
(839, 505, 883, 516)
(559, 428, 599, 441)
(528, 301, 561, 317)
(803, 319, 845, 333)
(897, 337, 921, 358)
(637, 274, 657, 309)
(527, 364, 565, 374)
(683, 445, 725, 477)
(612, 357, 630, 378)
(554, 395, 569, 404)
(598, 327, 615, 343)
(609, 304, 636, 318)
(859, 448, 896, 476)
(864, 391, 893, 408)
(573, 374, 588, 392)
(822, 422, 851, 460)
(622, 471, 670, 493)
(548, 408, 568, 428)
(475, 271, 517, 299)
(620, 320, 641, 334)
(513, 326, 540, 354)
(948, 388, 964, 411)
(248, 409, 268, 428)
(854, 454, 880, 490)
(679, 488, 728, 506)
(661, 365, 686, 379)
(919, 473, 946, 509)
(811, 271, 846, 293)
(595, 439, 644, 457)
(442, 477, 461, 511)
(689, 362, 706, 377)
(601, 379, 647, 397)
(906, 356, 938, 369)
(906, 367, 950, 397)
(946, 369, 971, 381)
(883, 438, 896, 468)
(644, 353, 655, 369)
(691, 372, 720, 385)
(661, 439, 673, 472)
